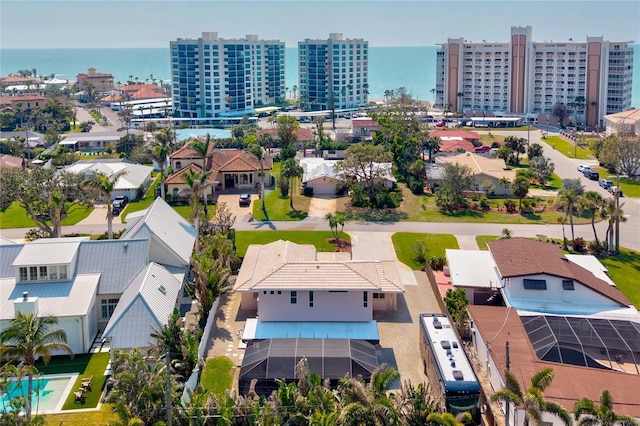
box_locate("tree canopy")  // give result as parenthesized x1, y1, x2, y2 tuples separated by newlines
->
(334, 144, 393, 204)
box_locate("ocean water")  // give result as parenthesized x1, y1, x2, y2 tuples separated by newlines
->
(1, 45, 638, 106)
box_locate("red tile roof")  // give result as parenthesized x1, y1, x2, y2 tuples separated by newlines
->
(0, 154, 23, 168)
(488, 238, 631, 306)
(430, 129, 481, 141)
(351, 119, 379, 128)
(164, 163, 217, 185)
(439, 139, 476, 152)
(209, 149, 273, 173)
(469, 305, 640, 418)
(256, 128, 314, 142)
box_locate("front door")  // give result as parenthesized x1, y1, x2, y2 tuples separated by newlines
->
(224, 173, 234, 189)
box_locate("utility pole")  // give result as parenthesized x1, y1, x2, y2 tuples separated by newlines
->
(615, 119, 625, 254)
(505, 341, 511, 426)
(165, 345, 172, 426)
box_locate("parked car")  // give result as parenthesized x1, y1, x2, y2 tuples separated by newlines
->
(474, 145, 492, 153)
(239, 194, 251, 207)
(112, 200, 124, 216)
(584, 170, 599, 180)
(577, 164, 591, 173)
(113, 195, 129, 207)
(599, 179, 613, 189)
(608, 186, 624, 197)
(489, 147, 499, 155)
(436, 121, 446, 127)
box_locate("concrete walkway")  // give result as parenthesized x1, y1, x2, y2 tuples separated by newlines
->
(76, 204, 109, 226)
(455, 234, 479, 250)
(349, 231, 417, 286)
(305, 196, 337, 220)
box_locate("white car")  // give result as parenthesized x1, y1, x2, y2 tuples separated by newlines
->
(577, 164, 591, 173)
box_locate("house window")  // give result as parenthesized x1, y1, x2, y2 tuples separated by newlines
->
(49, 267, 58, 280)
(29, 266, 38, 280)
(59, 265, 68, 279)
(373, 293, 385, 299)
(523, 279, 547, 290)
(562, 280, 575, 290)
(101, 298, 119, 319)
(19, 267, 27, 281)
(176, 161, 182, 169)
(39, 266, 47, 280)
(309, 291, 314, 307)
(290, 291, 297, 304)
(363, 292, 368, 307)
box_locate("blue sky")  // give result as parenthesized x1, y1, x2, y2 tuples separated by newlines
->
(1, 0, 639, 48)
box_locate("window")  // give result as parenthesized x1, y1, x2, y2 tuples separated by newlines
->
(19, 267, 27, 281)
(373, 293, 385, 299)
(59, 265, 67, 279)
(523, 279, 547, 290)
(39, 266, 47, 280)
(30, 266, 38, 280)
(363, 292, 368, 308)
(101, 298, 119, 319)
(309, 291, 314, 307)
(562, 280, 575, 290)
(290, 291, 297, 304)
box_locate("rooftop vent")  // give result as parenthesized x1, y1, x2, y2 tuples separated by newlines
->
(23, 291, 28, 301)
(441, 340, 451, 349)
(452, 370, 464, 380)
(158, 285, 166, 295)
(452, 342, 459, 349)
(433, 318, 443, 329)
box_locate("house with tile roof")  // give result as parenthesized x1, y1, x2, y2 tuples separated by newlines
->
(234, 240, 404, 322)
(255, 128, 314, 147)
(168, 146, 273, 194)
(0, 198, 196, 355)
(299, 157, 395, 195)
(75, 68, 114, 92)
(432, 152, 516, 196)
(0, 153, 24, 168)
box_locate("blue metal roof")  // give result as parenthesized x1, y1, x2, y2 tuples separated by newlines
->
(243, 319, 379, 343)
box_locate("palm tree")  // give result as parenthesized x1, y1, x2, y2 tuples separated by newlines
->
(579, 191, 605, 245)
(556, 179, 584, 242)
(573, 389, 639, 426)
(338, 364, 400, 426)
(83, 170, 127, 239)
(601, 198, 626, 254)
(280, 158, 303, 211)
(324, 212, 347, 249)
(152, 128, 174, 200)
(427, 411, 472, 426)
(247, 142, 268, 214)
(189, 133, 212, 169)
(491, 367, 571, 426)
(0, 312, 73, 422)
(181, 168, 213, 252)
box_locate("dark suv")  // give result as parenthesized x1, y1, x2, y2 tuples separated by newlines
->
(113, 195, 129, 207)
(239, 194, 251, 207)
(584, 170, 599, 181)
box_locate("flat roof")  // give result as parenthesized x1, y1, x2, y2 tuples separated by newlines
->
(242, 319, 379, 343)
(445, 249, 502, 288)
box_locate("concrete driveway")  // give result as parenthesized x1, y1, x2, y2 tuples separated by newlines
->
(306, 195, 337, 219)
(216, 194, 257, 222)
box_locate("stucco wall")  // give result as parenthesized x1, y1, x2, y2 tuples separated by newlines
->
(257, 290, 372, 322)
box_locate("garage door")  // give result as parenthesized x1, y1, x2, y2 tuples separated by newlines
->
(309, 178, 336, 195)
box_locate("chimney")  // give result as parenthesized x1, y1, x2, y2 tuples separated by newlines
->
(15, 293, 38, 316)
(23, 291, 28, 301)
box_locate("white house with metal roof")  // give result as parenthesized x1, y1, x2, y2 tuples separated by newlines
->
(300, 157, 396, 196)
(235, 240, 404, 322)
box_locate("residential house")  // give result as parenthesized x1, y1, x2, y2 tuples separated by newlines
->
(75, 68, 114, 92)
(58, 131, 143, 153)
(604, 109, 640, 137)
(351, 117, 380, 139)
(0, 131, 46, 149)
(164, 163, 218, 203)
(168, 145, 273, 194)
(433, 152, 515, 195)
(255, 128, 314, 150)
(0, 153, 24, 168)
(63, 159, 153, 201)
(234, 240, 404, 322)
(300, 157, 395, 196)
(0, 94, 47, 114)
(430, 129, 481, 153)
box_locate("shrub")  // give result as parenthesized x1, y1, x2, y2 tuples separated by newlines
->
(504, 199, 517, 213)
(588, 240, 604, 256)
(408, 177, 424, 195)
(520, 199, 534, 214)
(412, 240, 429, 268)
(24, 228, 49, 241)
(428, 256, 446, 271)
(278, 175, 289, 196)
(572, 237, 586, 252)
(479, 196, 491, 210)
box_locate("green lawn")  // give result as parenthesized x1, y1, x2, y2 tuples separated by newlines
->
(542, 136, 593, 159)
(200, 356, 235, 398)
(235, 231, 349, 258)
(600, 249, 640, 308)
(44, 404, 118, 425)
(0, 202, 93, 229)
(475, 235, 500, 250)
(529, 173, 563, 191)
(33, 351, 110, 410)
(251, 185, 309, 221)
(392, 233, 459, 270)
(120, 173, 161, 221)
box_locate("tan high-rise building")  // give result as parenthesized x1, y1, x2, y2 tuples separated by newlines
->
(436, 27, 634, 128)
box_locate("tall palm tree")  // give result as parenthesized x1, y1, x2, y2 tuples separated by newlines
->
(600, 198, 626, 254)
(83, 170, 127, 239)
(152, 128, 174, 200)
(324, 212, 347, 249)
(247, 142, 267, 214)
(556, 179, 584, 242)
(189, 133, 212, 169)
(573, 389, 639, 426)
(280, 158, 303, 211)
(579, 191, 605, 245)
(0, 312, 73, 422)
(181, 168, 213, 252)
(491, 367, 571, 426)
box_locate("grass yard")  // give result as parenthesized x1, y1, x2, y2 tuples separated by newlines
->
(600, 249, 640, 308)
(235, 231, 349, 257)
(200, 356, 235, 398)
(172, 204, 216, 221)
(44, 404, 118, 425)
(542, 136, 593, 160)
(33, 351, 110, 410)
(475, 235, 500, 250)
(614, 177, 640, 198)
(120, 173, 160, 221)
(0, 202, 93, 229)
(251, 182, 309, 221)
(392, 233, 459, 270)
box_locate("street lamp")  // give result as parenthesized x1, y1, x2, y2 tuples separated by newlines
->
(527, 122, 531, 148)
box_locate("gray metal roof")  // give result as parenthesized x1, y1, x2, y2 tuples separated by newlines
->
(103, 262, 183, 349)
(76, 239, 149, 295)
(12, 238, 87, 267)
(121, 198, 196, 267)
(0, 245, 24, 278)
(0, 274, 100, 320)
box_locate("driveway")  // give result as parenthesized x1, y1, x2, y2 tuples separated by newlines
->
(216, 194, 257, 222)
(306, 195, 337, 219)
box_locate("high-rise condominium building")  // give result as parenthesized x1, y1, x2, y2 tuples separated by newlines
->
(170, 32, 285, 119)
(436, 26, 634, 127)
(298, 33, 369, 111)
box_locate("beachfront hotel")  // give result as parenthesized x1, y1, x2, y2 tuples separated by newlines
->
(436, 26, 634, 128)
(170, 32, 285, 119)
(298, 33, 369, 111)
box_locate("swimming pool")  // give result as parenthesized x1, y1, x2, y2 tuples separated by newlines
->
(1, 374, 77, 414)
